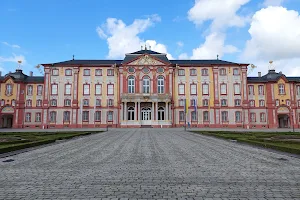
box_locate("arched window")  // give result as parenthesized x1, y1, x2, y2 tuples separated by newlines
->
(128, 107, 135, 120)
(128, 76, 135, 93)
(143, 76, 150, 94)
(157, 76, 164, 94)
(158, 107, 165, 120)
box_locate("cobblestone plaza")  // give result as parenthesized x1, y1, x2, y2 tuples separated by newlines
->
(1, 129, 300, 199)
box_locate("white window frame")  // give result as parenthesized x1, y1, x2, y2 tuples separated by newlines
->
(65, 84, 71, 95)
(235, 99, 241, 106)
(37, 85, 43, 95)
(65, 99, 71, 106)
(202, 84, 209, 95)
(203, 99, 209, 106)
(25, 113, 31, 122)
(250, 113, 256, 122)
(220, 84, 227, 95)
(221, 111, 228, 122)
(83, 69, 90, 76)
(95, 69, 102, 76)
(63, 111, 70, 122)
(143, 77, 150, 94)
(235, 111, 241, 122)
(36, 113, 41, 122)
(190, 69, 197, 76)
(95, 84, 102, 95)
(179, 111, 185, 121)
(52, 84, 58, 95)
(249, 85, 254, 95)
(279, 84, 285, 94)
(178, 69, 185, 76)
(65, 69, 72, 76)
(260, 113, 266, 122)
(128, 76, 135, 94)
(203, 111, 209, 121)
(83, 99, 89, 106)
(191, 111, 197, 121)
(96, 99, 101, 106)
(107, 69, 114, 76)
(108, 84, 114, 95)
(221, 99, 227, 106)
(258, 85, 264, 95)
(157, 76, 164, 94)
(82, 111, 89, 121)
(95, 111, 101, 121)
(83, 84, 90, 95)
(179, 84, 184, 95)
(190, 84, 197, 95)
(27, 85, 33, 95)
(234, 84, 240, 95)
(49, 111, 56, 123)
(259, 100, 265, 107)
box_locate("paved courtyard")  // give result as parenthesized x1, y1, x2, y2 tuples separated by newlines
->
(0, 128, 300, 200)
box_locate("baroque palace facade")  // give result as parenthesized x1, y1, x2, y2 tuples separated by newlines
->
(0, 49, 300, 129)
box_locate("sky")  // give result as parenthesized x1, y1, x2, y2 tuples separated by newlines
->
(0, 0, 300, 77)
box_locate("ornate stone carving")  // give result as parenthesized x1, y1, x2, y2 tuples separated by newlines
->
(129, 55, 165, 65)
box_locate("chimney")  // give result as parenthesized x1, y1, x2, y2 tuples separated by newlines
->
(258, 72, 261, 77)
(30, 71, 33, 76)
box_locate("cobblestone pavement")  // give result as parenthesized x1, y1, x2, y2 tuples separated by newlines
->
(1, 128, 300, 200)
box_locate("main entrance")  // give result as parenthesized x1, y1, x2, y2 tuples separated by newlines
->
(1, 114, 13, 128)
(141, 107, 151, 125)
(278, 114, 290, 128)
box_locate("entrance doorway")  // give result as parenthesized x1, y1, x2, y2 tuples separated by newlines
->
(1, 115, 13, 128)
(278, 114, 290, 128)
(141, 107, 151, 125)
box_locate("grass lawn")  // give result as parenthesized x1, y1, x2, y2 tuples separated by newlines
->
(191, 131, 300, 155)
(0, 131, 102, 154)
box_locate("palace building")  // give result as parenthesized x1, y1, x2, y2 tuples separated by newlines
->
(0, 49, 300, 129)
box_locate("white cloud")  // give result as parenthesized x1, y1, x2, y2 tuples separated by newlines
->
(2, 41, 20, 49)
(178, 53, 189, 59)
(263, 0, 285, 7)
(177, 41, 184, 47)
(188, 0, 250, 31)
(96, 15, 173, 59)
(191, 32, 239, 59)
(0, 54, 26, 64)
(145, 40, 174, 59)
(242, 6, 300, 76)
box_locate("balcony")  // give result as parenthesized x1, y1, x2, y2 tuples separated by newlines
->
(121, 93, 171, 102)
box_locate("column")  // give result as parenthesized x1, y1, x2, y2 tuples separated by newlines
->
(165, 102, 168, 121)
(135, 102, 137, 120)
(156, 102, 158, 121)
(120, 103, 123, 121)
(152, 102, 154, 121)
(124, 102, 127, 121)
(138, 102, 140, 121)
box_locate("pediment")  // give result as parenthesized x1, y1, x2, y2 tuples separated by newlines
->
(127, 55, 165, 65)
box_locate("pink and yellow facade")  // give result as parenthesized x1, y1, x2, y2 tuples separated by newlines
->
(0, 50, 299, 129)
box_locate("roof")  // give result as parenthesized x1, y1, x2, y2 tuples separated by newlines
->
(129, 50, 164, 55)
(0, 70, 44, 83)
(170, 59, 242, 65)
(122, 49, 170, 64)
(48, 59, 122, 66)
(247, 70, 300, 83)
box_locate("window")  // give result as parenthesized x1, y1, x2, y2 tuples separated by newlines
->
(278, 84, 285, 94)
(298, 100, 300, 107)
(248, 85, 254, 95)
(65, 99, 71, 106)
(5, 84, 13, 96)
(50, 99, 57, 106)
(83, 99, 89, 106)
(190, 99, 196, 106)
(158, 107, 165, 120)
(52, 69, 59, 76)
(157, 76, 164, 94)
(37, 85, 43, 95)
(128, 107, 135, 120)
(201, 69, 208, 76)
(35, 113, 41, 122)
(203, 111, 209, 122)
(128, 76, 135, 93)
(95, 84, 102, 95)
(49, 111, 56, 123)
(108, 84, 114, 95)
(179, 99, 185, 107)
(235, 99, 241, 106)
(221, 111, 228, 122)
(220, 84, 227, 95)
(190, 84, 197, 95)
(258, 85, 264, 95)
(27, 85, 33, 95)
(25, 113, 31, 122)
(202, 84, 209, 95)
(234, 84, 240, 95)
(95, 111, 101, 121)
(95, 69, 102, 76)
(286, 99, 290, 106)
(190, 69, 197, 76)
(107, 69, 114, 76)
(11, 100, 16, 107)
(96, 99, 101, 106)
(203, 99, 209, 106)
(65, 69, 72, 76)
(83, 69, 90, 76)
(179, 111, 185, 121)
(275, 99, 280, 106)
(219, 68, 226, 75)
(221, 99, 227, 106)
(1, 99, 5, 106)
(37, 99, 42, 107)
(51, 84, 58, 95)
(26, 100, 32, 107)
(157, 67, 164, 73)
(63, 111, 70, 122)
(235, 111, 241, 122)
(178, 69, 185, 76)
(297, 85, 300, 95)
(108, 99, 114, 106)
(260, 113, 266, 122)
(191, 111, 197, 121)
(143, 76, 150, 94)
(233, 68, 239, 75)
(250, 113, 256, 122)
(82, 111, 89, 121)
(83, 84, 90, 95)
(259, 100, 265, 107)
(249, 100, 255, 107)
(107, 111, 113, 121)
(178, 84, 185, 95)
(65, 84, 71, 95)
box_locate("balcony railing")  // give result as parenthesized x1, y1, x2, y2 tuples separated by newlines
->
(121, 93, 171, 102)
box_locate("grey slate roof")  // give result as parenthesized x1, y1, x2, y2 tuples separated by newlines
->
(247, 70, 300, 83)
(51, 60, 122, 66)
(170, 60, 241, 65)
(0, 70, 44, 83)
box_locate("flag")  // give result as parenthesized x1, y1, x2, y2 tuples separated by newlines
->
(185, 98, 189, 115)
(194, 99, 197, 113)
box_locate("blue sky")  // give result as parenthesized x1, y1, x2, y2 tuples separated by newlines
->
(1, 0, 300, 76)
